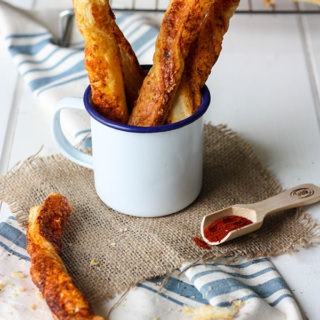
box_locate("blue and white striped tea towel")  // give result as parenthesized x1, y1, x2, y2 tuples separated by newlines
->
(0, 211, 304, 319)
(181, 258, 303, 319)
(0, 1, 304, 319)
(0, 0, 159, 150)
(0, 1, 158, 98)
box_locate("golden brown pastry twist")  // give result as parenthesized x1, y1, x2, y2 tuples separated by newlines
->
(27, 193, 105, 320)
(73, 0, 128, 123)
(167, 0, 240, 123)
(128, 0, 215, 126)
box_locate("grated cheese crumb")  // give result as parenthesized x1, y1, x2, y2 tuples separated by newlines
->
(182, 300, 244, 320)
(36, 290, 44, 300)
(29, 304, 37, 311)
(90, 258, 100, 267)
(0, 280, 5, 292)
(11, 271, 27, 279)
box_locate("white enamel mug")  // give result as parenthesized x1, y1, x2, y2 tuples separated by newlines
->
(53, 85, 210, 217)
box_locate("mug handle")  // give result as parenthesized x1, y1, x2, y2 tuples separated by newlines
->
(52, 97, 93, 169)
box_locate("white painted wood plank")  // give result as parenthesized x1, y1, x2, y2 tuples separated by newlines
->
(0, 37, 18, 174)
(204, 14, 320, 188)
(302, 15, 320, 117)
(237, 0, 250, 11)
(134, 0, 161, 10)
(274, 0, 297, 11)
(6, 81, 58, 170)
(1, 0, 71, 10)
(298, 1, 320, 12)
(1, 0, 34, 10)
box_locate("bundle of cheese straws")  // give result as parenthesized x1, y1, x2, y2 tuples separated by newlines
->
(73, 0, 240, 126)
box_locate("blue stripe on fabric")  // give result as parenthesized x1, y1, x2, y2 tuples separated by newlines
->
(131, 28, 158, 52)
(70, 44, 84, 50)
(29, 60, 85, 91)
(35, 73, 88, 95)
(270, 293, 294, 307)
(191, 266, 275, 283)
(203, 277, 289, 301)
(148, 276, 208, 304)
(17, 47, 60, 67)
(8, 37, 52, 56)
(216, 292, 293, 308)
(122, 22, 150, 40)
(252, 278, 290, 299)
(216, 294, 258, 307)
(22, 50, 83, 76)
(136, 41, 155, 58)
(206, 257, 270, 269)
(0, 241, 30, 261)
(138, 283, 188, 307)
(116, 13, 130, 24)
(5, 32, 50, 39)
(0, 222, 26, 249)
(69, 39, 85, 47)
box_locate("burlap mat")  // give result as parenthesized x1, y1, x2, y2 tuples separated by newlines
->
(1, 124, 319, 303)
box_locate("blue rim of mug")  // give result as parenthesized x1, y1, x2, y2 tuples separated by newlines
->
(83, 83, 211, 133)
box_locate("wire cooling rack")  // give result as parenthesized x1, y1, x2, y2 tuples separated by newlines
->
(110, 0, 320, 14)
(58, 0, 319, 46)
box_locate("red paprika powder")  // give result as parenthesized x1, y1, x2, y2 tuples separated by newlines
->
(204, 215, 252, 243)
(193, 237, 210, 250)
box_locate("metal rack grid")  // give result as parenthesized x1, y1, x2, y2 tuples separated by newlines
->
(58, 0, 319, 46)
(109, 0, 320, 14)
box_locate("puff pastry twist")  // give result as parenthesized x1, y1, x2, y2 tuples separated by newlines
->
(73, 0, 143, 123)
(129, 0, 215, 126)
(168, 0, 240, 123)
(27, 193, 105, 320)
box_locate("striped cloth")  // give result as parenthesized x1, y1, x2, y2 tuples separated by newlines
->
(0, 1, 158, 99)
(0, 211, 303, 319)
(0, 1, 303, 319)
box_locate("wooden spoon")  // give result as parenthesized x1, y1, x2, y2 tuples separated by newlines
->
(201, 183, 320, 245)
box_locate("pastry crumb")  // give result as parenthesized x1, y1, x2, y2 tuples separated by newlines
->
(182, 300, 244, 320)
(35, 290, 44, 300)
(11, 271, 27, 279)
(0, 280, 5, 292)
(29, 304, 37, 311)
(90, 258, 100, 267)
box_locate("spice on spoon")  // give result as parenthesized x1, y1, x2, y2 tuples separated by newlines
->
(204, 215, 253, 243)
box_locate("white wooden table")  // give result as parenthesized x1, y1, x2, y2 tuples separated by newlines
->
(1, 8, 320, 320)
